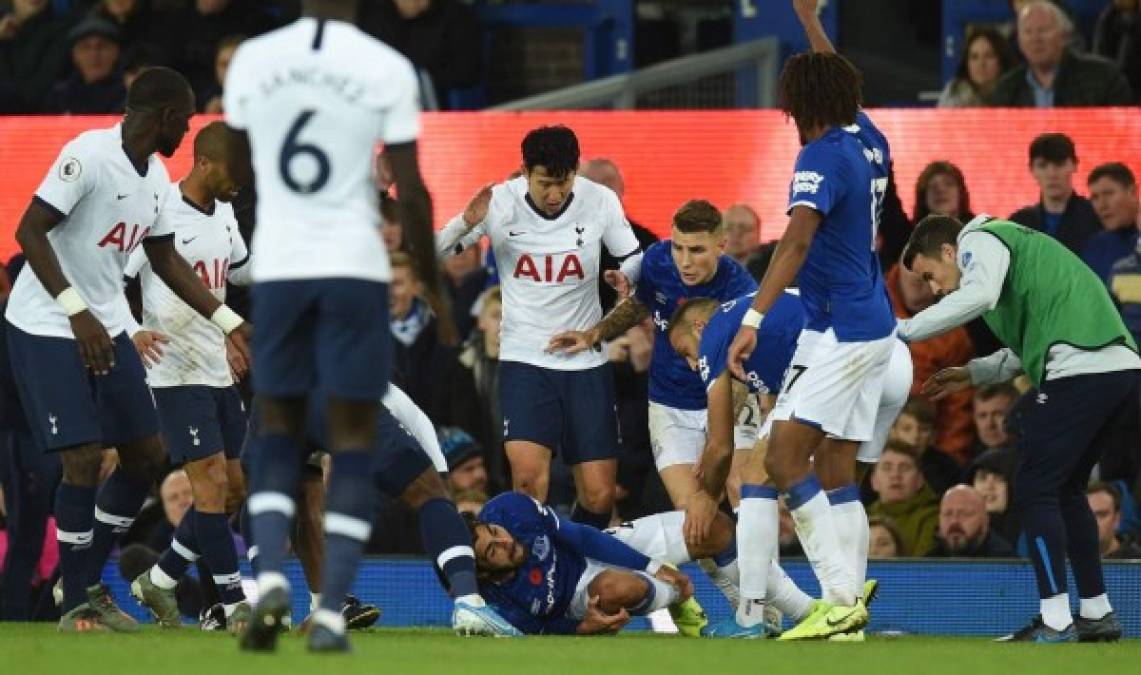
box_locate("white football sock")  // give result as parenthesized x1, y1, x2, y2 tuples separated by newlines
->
(1040, 593, 1073, 631)
(787, 480, 855, 606)
(1079, 594, 1112, 621)
(829, 486, 869, 600)
(312, 608, 346, 635)
(635, 574, 680, 615)
(149, 565, 178, 591)
(767, 560, 813, 622)
(736, 485, 778, 627)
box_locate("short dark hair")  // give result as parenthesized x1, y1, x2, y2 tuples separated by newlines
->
(881, 439, 921, 464)
(126, 66, 193, 111)
(521, 125, 579, 179)
(1086, 481, 1122, 513)
(673, 199, 722, 234)
(666, 297, 720, 342)
(974, 383, 1019, 404)
(1087, 162, 1136, 189)
(1029, 132, 1076, 166)
(955, 27, 1015, 89)
(778, 51, 863, 132)
(901, 214, 964, 270)
(900, 396, 937, 429)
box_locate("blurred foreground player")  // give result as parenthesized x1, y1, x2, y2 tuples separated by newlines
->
(4, 67, 251, 633)
(223, 0, 446, 652)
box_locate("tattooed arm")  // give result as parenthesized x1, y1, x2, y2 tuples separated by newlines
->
(546, 298, 651, 355)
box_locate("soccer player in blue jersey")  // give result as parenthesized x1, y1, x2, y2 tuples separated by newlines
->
(467, 491, 722, 636)
(725, 0, 898, 639)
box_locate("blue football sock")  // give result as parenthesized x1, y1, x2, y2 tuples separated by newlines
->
(418, 497, 478, 598)
(247, 432, 303, 587)
(238, 502, 258, 576)
(317, 451, 375, 627)
(55, 482, 96, 612)
(85, 469, 149, 586)
(156, 507, 200, 583)
(195, 510, 245, 606)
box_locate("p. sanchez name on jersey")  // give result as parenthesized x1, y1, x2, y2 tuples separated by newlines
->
(443, 176, 640, 371)
(222, 16, 420, 285)
(124, 183, 250, 388)
(7, 124, 171, 339)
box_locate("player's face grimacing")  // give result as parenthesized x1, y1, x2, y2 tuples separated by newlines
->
(525, 165, 575, 215)
(909, 243, 963, 299)
(670, 227, 724, 286)
(472, 524, 527, 573)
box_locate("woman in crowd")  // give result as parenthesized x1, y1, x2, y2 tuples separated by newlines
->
(937, 26, 1015, 108)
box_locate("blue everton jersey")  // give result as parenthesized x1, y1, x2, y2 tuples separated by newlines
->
(636, 241, 756, 410)
(477, 493, 587, 634)
(787, 110, 894, 342)
(698, 291, 804, 395)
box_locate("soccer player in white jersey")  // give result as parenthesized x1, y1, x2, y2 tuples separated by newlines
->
(4, 67, 251, 633)
(222, 0, 471, 652)
(117, 122, 254, 634)
(437, 125, 643, 531)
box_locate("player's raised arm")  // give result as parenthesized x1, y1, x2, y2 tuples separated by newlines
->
(793, 0, 835, 54)
(437, 182, 493, 258)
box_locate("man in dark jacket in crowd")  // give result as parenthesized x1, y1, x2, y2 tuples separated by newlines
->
(927, 485, 1015, 558)
(0, 0, 72, 112)
(1009, 133, 1102, 256)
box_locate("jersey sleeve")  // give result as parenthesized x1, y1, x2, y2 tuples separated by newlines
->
(382, 385, 446, 473)
(222, 46, 250, 130)
(34, 137, 97, 219)
(787, 143, 845, 217)
(122, 245, 148, 280)
(600, 190, 640, 258)
(550, 518, 652, 571)
(698, 316, 732, 391)
(381, 58, 421, 146)
(227, 224, 252, 286)
(146, 186, 178, 241)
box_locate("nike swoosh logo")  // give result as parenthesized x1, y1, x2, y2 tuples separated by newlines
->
(116, 194, 128, 200)
(825, 608, 858, 628)
(181, 237, 198, 245)
(508, 231, 525, 237)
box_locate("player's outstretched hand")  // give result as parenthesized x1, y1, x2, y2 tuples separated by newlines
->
(727, 326, 758, 380)
(463, 183, 495, 227)
(654, 565, 694, 601)
(546, 329, 599, 355)
(131, 330, 169, 369)
(577, 596, 630, 635)
(226, 336, 249, 382)
(922, 367, 971, 402)
(683, 489, 719, 550)
(604, 270, 631, 300)
(70, 311, 116, 375)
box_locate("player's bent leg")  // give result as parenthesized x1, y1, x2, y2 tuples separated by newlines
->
(816, 439, 869, 608)
(55, 444, 110, 631)
(184, 453, 249, 633)
(571, 458, 617, 528)
(224, 458, 247, 517)
(658, 464, 700, 510)
(506, 440, 553, 503)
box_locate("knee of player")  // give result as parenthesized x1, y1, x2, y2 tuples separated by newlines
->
(697, 512, 736, 559)
(118, 443, 169, 485)
(578, 483, 616, 512)
(590, 571, 647, 611)
(61, 444, 105, 486)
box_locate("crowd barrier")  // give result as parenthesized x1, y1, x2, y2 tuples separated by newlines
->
(103, 557, 1141, 636)
(1, 109, 1140, 261)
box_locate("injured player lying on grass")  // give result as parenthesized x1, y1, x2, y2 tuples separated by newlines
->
(462, 491, 815, 636)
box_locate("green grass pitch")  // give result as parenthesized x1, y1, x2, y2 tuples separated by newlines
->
(1, 626, 1139, 675)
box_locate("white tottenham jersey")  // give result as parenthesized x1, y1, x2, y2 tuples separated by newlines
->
(123, 183, 250, 388)
(439, 177, 640, 370)
(223, 16, 420, 284)
(6, 124, 171, 339)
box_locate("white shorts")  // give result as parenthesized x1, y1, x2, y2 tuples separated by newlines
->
(649, 401, 762, 470)
(569, 511, 689, 620)
(769, 328, 897, 442)
(856, 338, 912, 463)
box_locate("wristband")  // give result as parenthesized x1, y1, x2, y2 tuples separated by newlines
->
(741, 308, 764, 329)
(210, 305, 244, 334)
(56, 287, 87, 316)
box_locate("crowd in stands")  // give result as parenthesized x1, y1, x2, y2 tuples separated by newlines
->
(0, 0, 482, 114)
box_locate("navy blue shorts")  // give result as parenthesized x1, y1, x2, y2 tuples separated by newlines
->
(5, 322, 158, 452)
(153, 385, 248, 465)
(302, 398, 430, 496)
(499, 361, 620, 465)
(252, 279, 390, 401)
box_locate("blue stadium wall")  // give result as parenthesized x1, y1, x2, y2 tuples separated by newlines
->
(105, 558, 1141, 636)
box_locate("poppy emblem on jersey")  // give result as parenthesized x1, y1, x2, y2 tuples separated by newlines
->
(529, 567, 543, 586)
(532, 535, 550, 562)
(59, 157, 82, 183)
